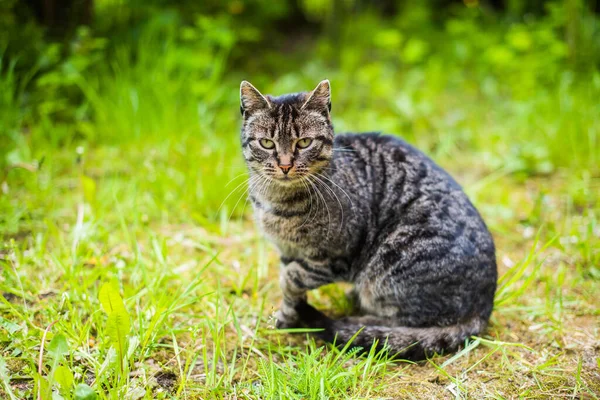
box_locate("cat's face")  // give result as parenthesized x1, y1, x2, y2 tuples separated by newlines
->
(239, 80, 334, 185)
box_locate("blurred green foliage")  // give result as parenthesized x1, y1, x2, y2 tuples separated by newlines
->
(0, 0, 598, 227)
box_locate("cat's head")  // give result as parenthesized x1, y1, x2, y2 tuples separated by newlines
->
(239, 80, 333, 185)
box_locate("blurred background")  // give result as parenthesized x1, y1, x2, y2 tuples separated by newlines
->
(1, 0, 599, 231)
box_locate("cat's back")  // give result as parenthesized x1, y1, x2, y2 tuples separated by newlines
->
(332, 132, 495, 257)
(332, 132, 462, 196)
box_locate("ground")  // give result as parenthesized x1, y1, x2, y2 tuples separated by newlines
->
(1, 136, 598, 398)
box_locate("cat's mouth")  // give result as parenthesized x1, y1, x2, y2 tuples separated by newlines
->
(266, 173, 306, 187)
(272, 174, 301, 183)
(256, 166, 315, 186)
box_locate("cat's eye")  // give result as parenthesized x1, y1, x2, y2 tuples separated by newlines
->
(297, 138, 313, 149)
(259, 139, 275, 149)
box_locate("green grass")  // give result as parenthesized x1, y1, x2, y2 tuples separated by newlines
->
(2, 8, 600, 399)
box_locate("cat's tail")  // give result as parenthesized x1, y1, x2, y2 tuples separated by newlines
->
(294, 302, 486, 360)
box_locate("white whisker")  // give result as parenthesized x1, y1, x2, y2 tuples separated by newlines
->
(297, 176, 316, 229)
(247, 175, 270, 217)
(217, 174, 261, 215)
(225, 174, 264, 222)
(306, 174, 332, 239)
(315, 172, 354, 211)
(310, 173, 343, 231)
(224, 171, 250, 187)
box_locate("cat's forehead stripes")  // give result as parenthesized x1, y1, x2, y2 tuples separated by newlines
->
(243, 94, 329, 142)
(269, 103, 300, 148)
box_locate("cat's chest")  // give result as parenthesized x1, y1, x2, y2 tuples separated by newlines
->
(254, 205, 344, 254)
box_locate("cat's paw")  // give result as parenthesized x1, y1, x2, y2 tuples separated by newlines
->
(274, 309, 300, 329)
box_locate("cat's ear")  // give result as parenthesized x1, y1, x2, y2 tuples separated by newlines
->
(302, 79, 331, 114)
(240, 81, 270, 116)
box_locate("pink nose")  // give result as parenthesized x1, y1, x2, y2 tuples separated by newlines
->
(279, 164, 292, 174)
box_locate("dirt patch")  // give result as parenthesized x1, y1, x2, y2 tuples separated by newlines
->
(155, 371, 178, 392)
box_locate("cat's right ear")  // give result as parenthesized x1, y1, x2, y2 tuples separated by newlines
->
(240, 81, 270, 117)
(302, 79, 331, 114)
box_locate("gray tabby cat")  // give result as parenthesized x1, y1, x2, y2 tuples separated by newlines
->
(239, 80, 497, 359)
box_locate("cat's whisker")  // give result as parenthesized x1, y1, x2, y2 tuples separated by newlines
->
(240, 176, 262, 218)
(315, 172, 353, 202)
(237, 175, 269, 223)
(306, 174, 332, 239)
(227, 175, 264, 223)
(296, 177, 310, 228)
(314, 171, 355, 219)
(303, 175, 322, 224)
(315, 176, 344, 232)
(310, 173, 344, 229)
(254, 175, 273, 218)
(224, 171, 250, 187)
(217, 175, 257, 214)
(217, 174, 261, 215)
(234, 173, 271, 222)
(305, 176, 322, 226)
(297, 176, 316, 229)
(256, 175, 272, 205)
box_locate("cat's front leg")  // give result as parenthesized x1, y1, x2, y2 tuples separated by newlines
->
(276, 259, 333, 329)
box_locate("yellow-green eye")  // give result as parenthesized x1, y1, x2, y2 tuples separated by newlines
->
(259, 139, 275, 149)
(297, 138, 313, 149)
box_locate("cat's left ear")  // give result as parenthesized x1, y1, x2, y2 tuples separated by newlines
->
(302, 80, 331, 114)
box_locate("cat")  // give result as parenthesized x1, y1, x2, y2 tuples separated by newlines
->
(239, 79, 497, 360)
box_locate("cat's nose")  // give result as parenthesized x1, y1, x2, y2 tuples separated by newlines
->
(279, 164, 292, 175)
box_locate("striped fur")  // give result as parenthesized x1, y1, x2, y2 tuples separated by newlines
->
(239, 80, 497, 360)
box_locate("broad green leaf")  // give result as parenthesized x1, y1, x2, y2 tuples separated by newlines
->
(48, 334, 69, 359)
(54, 365, 74, 392)
(36, 375, 51, 400)
(106, 312, 131, 360)
(99, 282, 131, 372)
(98, 282, 127, 315)
(74, 383, 97, 400)
(45, 335, 68, 399)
